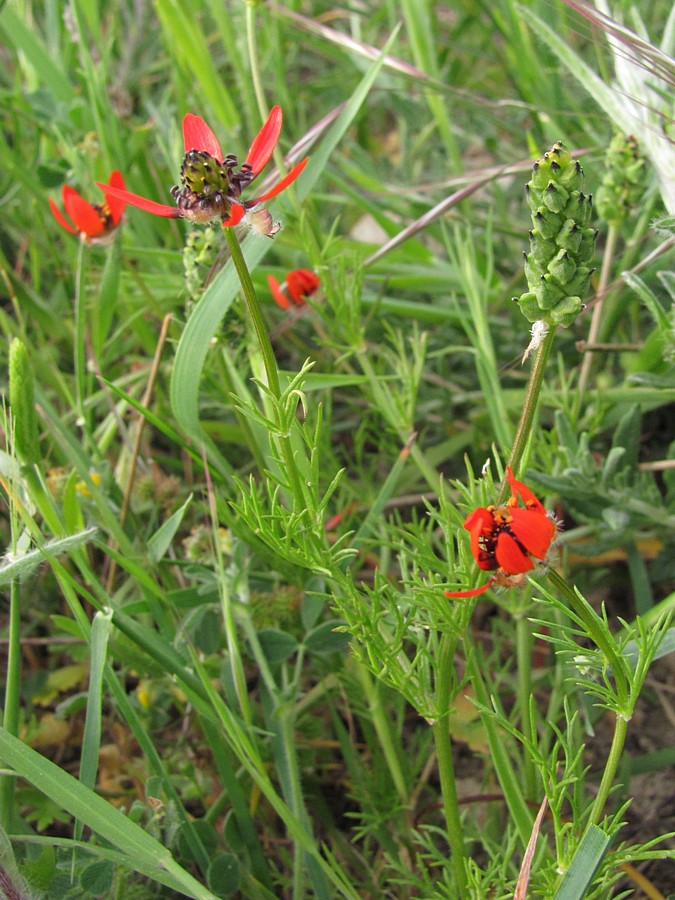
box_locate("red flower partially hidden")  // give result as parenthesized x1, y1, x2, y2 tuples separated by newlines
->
(97, 107, 308, 233)
(445, 466, 557, 598)
(267, 269, 320, 310)
(50, 171, 127, 244)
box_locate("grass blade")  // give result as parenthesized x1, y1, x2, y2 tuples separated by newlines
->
(0, 729, 218, 899)
(553, 825, 611, 899)
(75, 608, 113, 841)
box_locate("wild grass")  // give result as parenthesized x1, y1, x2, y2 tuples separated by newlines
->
(0, 0, 674, 897)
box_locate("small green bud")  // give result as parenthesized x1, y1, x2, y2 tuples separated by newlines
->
(564, 191, 593, 227)
(516, 292, 542, 323)
(562, 266, 594, 297)
(548, 249, 576, 285)
(577, 229, 598, 263)
(542, 181, 569, 214)
(555, 220, 582, 253)
(558, 159, 584, 192)
(550, 296, 585, 327)
(9, 338, 41, 465)
(535, 274, 565, 310)
(529, 231, 558, 264)
(523, 253, 539, 286)
(534, 209, 564, 240)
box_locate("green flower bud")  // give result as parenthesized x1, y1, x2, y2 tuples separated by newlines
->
(515, 141, 597, 329)
(9, 338, 41, 465)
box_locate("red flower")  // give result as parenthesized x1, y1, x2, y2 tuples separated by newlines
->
(50, 171, 127, 244)
(445, 466, 557, 598)
(267, 269, 320, 310)
(97, 107, 308, 232)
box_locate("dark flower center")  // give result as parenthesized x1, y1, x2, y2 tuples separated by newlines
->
(91, 202, 114, 232)
(170, 150, 256, 224)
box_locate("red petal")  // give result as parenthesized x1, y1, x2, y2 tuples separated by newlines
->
(96, 183, 181, 218)
(62, 185, 105, 237)
(267, 275, 290, 309)
(287, 269, 319, 303)
(245, 158, 309, 206)
(49, 197, 77, 235)
(183, 114, 223, 160)
(495, 531, 534, 575)
(445, 579, 494, 598)
(106, 170, 127, 224)
(466, 509, 498, 571)
(506, 466, 546, 513)
(464, 507, 493, 532)
(221, 204, 246, 228)
(509, 508, 555, 559)
(245, 106, 282, 176)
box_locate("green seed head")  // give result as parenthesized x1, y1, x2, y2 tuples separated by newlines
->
(596, 133, 648, 226)
(515, 141, 597, 329)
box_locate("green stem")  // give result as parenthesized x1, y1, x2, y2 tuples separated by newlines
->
(505, 325, 556, 491)
(355, 662, 408, 804)
(464, 636, 533, 847)
(73, 239, 88, 437)
(515, 614, 537, 800)
(223, 228, 307, 509)
(278, 707, 307, 899)
(432, 634, 468, 897)
(203, 456, 253, 729)
(588, 713, 629, 827)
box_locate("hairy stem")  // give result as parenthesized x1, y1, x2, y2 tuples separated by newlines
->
(505, 325, 556, 491)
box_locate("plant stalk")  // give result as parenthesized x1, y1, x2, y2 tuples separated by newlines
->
(516, 613, 537, 800)
(505, 325, 556, 490)
(224, 227, 307, 510)
(588, 713, 629, 827)
(356, 662, 408, 805)
(432, 633, 468, 897)
(73, 239, 88, 438)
